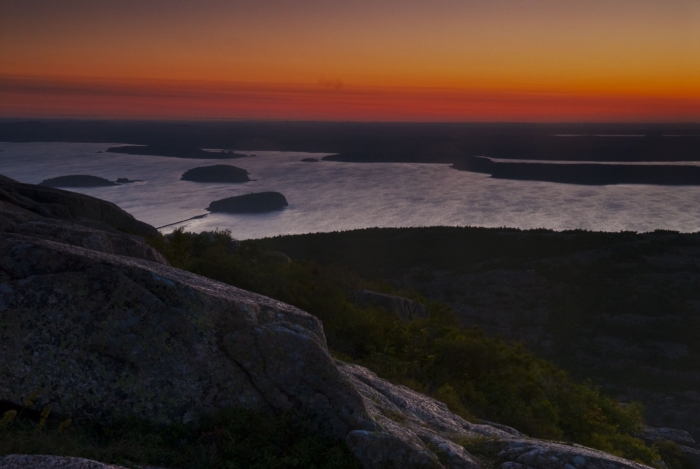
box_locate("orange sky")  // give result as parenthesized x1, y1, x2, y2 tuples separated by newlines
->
(1, 0, 699, 121)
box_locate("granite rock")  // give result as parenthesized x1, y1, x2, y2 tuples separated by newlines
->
(0, 233, 374, 440)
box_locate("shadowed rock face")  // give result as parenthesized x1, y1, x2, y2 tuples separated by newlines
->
(1, 181, 166, 267)
(0, 176, 159, 239)
(207, 191, 288, 213)
(181, 165, 251, 183)
(39, 175, 117, 188)
(0, 233, 375, 439)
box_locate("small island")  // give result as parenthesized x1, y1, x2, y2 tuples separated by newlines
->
(207, 192, 288, 213)
(300, 158, 319, 162)
(181, 165, 251, 183)
(39, 175, 117, 188)
(106, 145, 250, 159)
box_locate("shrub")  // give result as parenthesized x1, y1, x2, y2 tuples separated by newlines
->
(147, 230, 662, 466)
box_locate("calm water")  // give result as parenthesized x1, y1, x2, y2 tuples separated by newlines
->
(2, 142, 700, 238)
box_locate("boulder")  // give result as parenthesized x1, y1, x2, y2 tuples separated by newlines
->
(0, 176, 165, 264)
(638, 426, 696, 448)
(207, 191, 288, 213)
(353, 290, 430, 321)
(39, 175, 117, 188)
(181, 165, 251, 183)
(9, 218, 167, 264)
(0, 233, 375, 439)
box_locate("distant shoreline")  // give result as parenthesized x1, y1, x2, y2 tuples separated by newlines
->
(452, 156, 700, 186)
(106, 145, 250, 159)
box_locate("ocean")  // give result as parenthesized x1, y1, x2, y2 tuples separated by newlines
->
(2, 141, 700, 238)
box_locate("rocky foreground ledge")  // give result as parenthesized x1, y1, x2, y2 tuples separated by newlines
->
(0, 174, 667, 469)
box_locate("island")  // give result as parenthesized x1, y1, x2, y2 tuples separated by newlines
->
(39, 175, 117, 187)
(106, 144, 249, 159)
(207, 191, 288, 213)
(300, 158, 320, 162)
(181, 165, 251, 183)
(452, 155, 700, 185)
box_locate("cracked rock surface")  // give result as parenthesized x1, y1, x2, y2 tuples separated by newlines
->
(0, 175, 663, 469)
(0, 233, 373, 438)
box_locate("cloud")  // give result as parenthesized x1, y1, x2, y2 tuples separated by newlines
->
(1, 75, 699, 121)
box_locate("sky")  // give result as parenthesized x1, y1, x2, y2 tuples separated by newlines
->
(1, 0, 699, 121)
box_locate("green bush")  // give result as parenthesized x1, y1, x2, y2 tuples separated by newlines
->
(147, 229, 663, 466)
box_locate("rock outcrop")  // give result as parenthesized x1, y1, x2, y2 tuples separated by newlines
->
(639, 427, 696, 448)
(207, 191, 288, 213)
(339, 363, 656, 469)
(0, 233, 374, 439)
(0, 176, 159, 239)
(181, 165, 251, 183)
(353, 290, 430, 321)
(0, 176, 664, 469)
(39, 175, 117, 188)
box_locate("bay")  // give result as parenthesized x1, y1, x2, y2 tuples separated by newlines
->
(2, 142, 700, 238)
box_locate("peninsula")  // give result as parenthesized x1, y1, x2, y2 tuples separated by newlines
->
(106, 144, 249, 159)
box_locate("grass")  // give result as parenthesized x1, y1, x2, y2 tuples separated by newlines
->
(0, 407, 360, 469)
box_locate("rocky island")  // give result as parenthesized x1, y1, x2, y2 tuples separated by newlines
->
(39, 175, 118, 187)
(181, 164, 251, 183)
(207, 191, 288, 213)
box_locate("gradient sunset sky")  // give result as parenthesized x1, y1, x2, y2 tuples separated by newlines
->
(1, 0, 699, 121)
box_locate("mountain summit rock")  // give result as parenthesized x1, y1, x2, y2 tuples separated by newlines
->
(0, 175, 666, 469)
